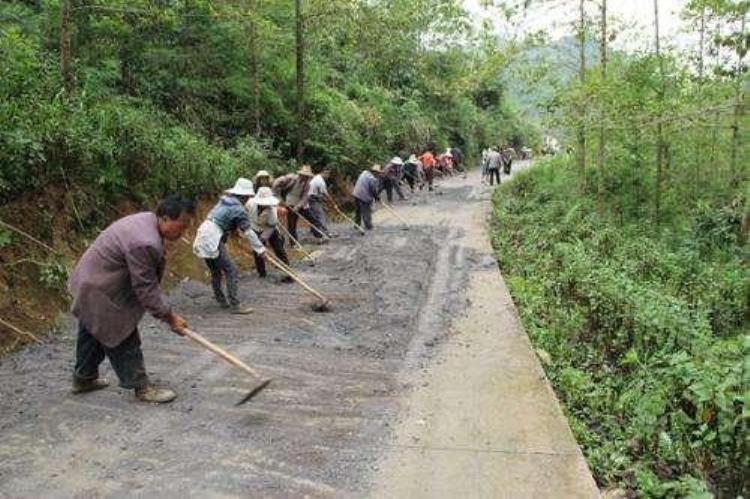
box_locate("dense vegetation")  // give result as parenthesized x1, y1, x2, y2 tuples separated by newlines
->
(1, 0, 532, 214)
(0, 0, 534, 343)
(492, 1, 747, 496)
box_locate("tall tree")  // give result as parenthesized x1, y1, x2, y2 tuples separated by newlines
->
(654, 0, 665, 223)
(577, 0, 587, 191)
(730, 10, 746, 191)
(248, 0, 262, 137)
(60, 0, 74, 97)
(597, 0, 607, 208)
(295, 0, 305, 163)
(698, 4, 706, 83)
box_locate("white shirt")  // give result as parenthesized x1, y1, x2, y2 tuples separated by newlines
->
(193, 219, 265, 258)
(192, 219, 225, 259)
(309, 174, 329, 198)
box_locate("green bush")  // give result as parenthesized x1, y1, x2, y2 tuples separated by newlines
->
(492, 158, 747, 497)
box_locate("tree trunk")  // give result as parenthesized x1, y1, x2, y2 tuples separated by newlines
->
(698, 5, 706, 84)
(248, 1, 261, 137)
(597, 0, 607, 209)
(119, 14, 139, 96)
(730, 11, 746, 192)
(60, 0, 74, 97)
(654, 0, 665, 224)
(577, 0, 587, 192)
(695, 5, 706, 199)
(295, 0, 305, 164)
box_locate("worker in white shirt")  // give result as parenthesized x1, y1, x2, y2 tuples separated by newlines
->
(307, 167, 335, 239)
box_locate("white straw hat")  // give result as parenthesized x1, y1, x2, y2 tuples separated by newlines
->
(390, 156, 404, 166)
(254, 187, 279, 207)
(225, 177, 255, 197)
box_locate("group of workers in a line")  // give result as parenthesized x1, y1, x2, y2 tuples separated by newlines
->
(66, 150, 458, 403)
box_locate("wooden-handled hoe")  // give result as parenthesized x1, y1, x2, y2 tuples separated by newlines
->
(264, 252, 332, 312)
(326, 194, 366, 235)
(182, 328, 271, 406)
(378, 200, 410, 230)
(276, 222, 316, 266)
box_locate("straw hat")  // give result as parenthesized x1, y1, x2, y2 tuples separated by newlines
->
(225, 177, 255, 197)
(253, 187, 279, 207)
(408, 154, 418, 163)
(370, 164, 383, 173)
(390, 156, 404, 166)
(253, 170, 271, 180)
(298, 165, 314, 177)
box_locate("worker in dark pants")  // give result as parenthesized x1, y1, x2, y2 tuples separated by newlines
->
(402, 154, 422, 193)
(307, 167, 335, 238)
(68, 195, 195, 403)
(380, 157, 406, 203)
(353, 164, 382, 230)
(273, 165, 326, 241)
(246, 186, 291, 281)
(486, 147, 502, 186)
(193, 178, 265, 314)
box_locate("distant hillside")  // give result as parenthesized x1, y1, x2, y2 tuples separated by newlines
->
(502, 35, 598, 140)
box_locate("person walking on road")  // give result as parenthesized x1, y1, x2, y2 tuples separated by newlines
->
(245, 187, 291, 280)
(68, 196, 195, 403)
(308, 167, 335, 238)
(480, 147, 490, 185)
(353, 164, 382, 230)
(273, 165, 327, 242)
(502, 146, 514, 175)
(486, 147, 502, 186)
(380, 156, 406, 203)
(193, 178, 265, 314)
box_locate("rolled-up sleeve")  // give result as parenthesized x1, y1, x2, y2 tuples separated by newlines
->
(125, 244, 172, 322)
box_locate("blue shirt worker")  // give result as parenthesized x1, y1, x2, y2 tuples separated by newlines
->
(352, 164, 382, 230)
(193, 178, 265, 314)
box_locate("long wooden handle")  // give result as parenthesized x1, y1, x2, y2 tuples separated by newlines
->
(182, 328, 262, 379)
(378, 200, 409, 225)
(276, 222, 310, 256)
(288, 208, 327, 237)
(327, 196, 366, 233)
(265, 252, 329, 303)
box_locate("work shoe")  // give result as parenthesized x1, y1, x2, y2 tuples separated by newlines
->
(71, 378, 109, 394)
(135, 386, 177, 403)
(230, 303, 254, 315)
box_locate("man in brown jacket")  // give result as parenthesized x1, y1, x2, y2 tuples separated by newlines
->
(272, 165, 327, 242)
(68, 196, 195, 403)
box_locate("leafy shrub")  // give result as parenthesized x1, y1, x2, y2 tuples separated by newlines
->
(492, 158, 746, 497)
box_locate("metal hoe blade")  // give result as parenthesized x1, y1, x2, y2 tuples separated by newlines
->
(235, 378, 272, 406)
